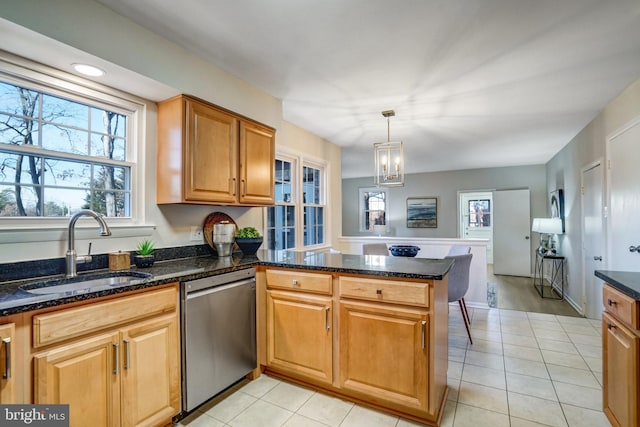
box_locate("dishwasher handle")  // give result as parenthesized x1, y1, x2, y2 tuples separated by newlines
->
(186, 278, 256, 300)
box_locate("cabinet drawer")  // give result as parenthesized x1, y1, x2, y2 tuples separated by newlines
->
(33, 285, 177, 348)
(340, 276, 430, 307)
(603, 285, 639, 330)
(266, 269, 332, 295)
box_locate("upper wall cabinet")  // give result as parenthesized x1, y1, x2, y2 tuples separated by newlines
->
(157, 95, 275, 206)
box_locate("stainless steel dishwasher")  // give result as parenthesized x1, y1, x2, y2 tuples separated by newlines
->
(181, 268, 256, 412)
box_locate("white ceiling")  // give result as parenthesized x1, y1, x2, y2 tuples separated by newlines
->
(97, 0, 640, 178)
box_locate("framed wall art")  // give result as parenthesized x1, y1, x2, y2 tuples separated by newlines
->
(550, 189, 565, 232)
(407, 197, 437, 228)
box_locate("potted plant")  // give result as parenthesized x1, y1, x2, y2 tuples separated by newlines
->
(133, 239, 155, 268)
(234, 227, 263, 255)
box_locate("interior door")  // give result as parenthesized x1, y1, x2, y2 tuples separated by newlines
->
(493, 189, 531, 276)
(582, 161, 604, 319)
(608, 119, 640, 270)
(459, 191, 494, 263)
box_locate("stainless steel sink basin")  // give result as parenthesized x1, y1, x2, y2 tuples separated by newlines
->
(19, 271, 153, 296)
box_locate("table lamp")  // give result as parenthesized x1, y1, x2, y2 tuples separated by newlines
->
(532, 218, 563, 254)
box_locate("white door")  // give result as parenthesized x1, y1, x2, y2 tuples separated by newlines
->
(493, 189, 531, 276)
(608, 119, 640, 270)
(459, 191, 493, 263)
(582, 161, 604, 319)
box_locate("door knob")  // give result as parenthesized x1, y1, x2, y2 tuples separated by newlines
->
(593, 256, 602, 261)
(629, 246, 639, 253)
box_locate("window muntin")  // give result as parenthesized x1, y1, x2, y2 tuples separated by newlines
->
(359, 189, 387, 232)
(0, 79, 132, 218)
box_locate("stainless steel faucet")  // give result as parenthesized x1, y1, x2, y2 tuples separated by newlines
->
(66, 209, 112, 278)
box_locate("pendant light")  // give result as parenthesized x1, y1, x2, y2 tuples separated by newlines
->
(374, 110, 404, 187)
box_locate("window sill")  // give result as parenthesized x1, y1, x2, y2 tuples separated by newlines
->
(0, 224, 155, 244)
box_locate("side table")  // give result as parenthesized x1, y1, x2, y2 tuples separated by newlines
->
(533, 251, 565, 299)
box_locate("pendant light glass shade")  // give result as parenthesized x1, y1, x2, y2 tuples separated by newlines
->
(374, 110, 404, 187)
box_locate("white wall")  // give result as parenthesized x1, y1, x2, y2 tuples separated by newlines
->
(546, 77, 640, 314)
(0, 1, 341, 263)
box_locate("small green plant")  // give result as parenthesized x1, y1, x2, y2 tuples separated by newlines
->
(136, 239, 155, 255)
(236, 227, 261, 238)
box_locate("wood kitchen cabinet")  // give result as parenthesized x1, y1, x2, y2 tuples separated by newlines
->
(339, 300, 429, 411)
(32, 284, 180, 427)
(602, 284, 639, 427)
(157, 94, 275, 206)
(0, 321, 16, 403)
(260, 267, 449, 426)
(265, 269, 333, 385)
(0, 314, 26, 404)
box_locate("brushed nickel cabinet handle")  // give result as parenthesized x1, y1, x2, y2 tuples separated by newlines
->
(376, 289, 382, 295)
(113, 343, 120, 375)
(421, 320, 427, 349)
(607, 322, 616, 330)
(241, 179, 246, 197)
(124, 339, 130, 370)
(607, 298, 617, 306)
(325, 307, 331, 331)
(2, 337, 10, 379)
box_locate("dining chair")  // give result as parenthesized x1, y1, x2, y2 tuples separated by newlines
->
(445, 252, 473, 344)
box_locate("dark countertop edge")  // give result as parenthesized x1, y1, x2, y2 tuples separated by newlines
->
(258, 261, 450, 280)
(1, 256, 451, 317)
(595, 270, 640, 301)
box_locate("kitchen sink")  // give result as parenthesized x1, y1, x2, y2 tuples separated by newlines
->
(19, 271, 153, 295)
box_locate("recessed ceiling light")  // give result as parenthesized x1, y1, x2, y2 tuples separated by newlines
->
(71, 63, 105, 77)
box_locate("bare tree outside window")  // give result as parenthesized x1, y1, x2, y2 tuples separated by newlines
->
(0, 80, 130, 217)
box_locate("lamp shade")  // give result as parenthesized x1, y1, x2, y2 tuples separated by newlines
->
(532, 218, 563, 234)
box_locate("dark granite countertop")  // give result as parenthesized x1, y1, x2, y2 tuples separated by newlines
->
(0, 250, 453, 316)
(595, 270, 640, 301)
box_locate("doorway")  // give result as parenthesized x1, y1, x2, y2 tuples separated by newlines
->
(459, 191, 493, 263)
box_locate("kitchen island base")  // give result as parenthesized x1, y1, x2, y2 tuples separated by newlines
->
(257, 265, 450, 426)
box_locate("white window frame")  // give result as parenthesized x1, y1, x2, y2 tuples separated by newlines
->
(266, 153, 297, 250)
(301, 159, 326, 249)
(0, 52, 148, 240)
(267, 150, 328, 251)
(359, 187, 388, 232)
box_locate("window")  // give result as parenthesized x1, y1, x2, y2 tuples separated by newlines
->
(359, 188, 387, 232)
(267, 158, 296, 250)
(0, 78, 133, 218)
(266, 155, 326, 250)
(468, 199, 491, 228)
(302, 164, 324, 246)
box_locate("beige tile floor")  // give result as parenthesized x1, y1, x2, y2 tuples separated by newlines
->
(177, 303, 609, 427)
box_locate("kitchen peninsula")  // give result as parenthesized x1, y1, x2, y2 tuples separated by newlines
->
(0, 250, 452, 427)
(256, 251, 453, 426)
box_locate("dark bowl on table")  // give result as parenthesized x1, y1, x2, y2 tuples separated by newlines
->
(388, 245, 421, 257)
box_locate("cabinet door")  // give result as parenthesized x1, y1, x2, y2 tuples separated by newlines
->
(239, 121, 275, 205)
(34, 332, 120, 427)
(340, 300, 429, 412)
(603, 312, 639, 427)
(0, 322, 15, 403)
(120, 314, 180, 427)
(266, 290, 332, 384)
(185, 99, 238, 203)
